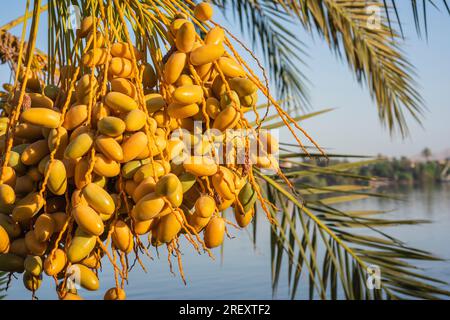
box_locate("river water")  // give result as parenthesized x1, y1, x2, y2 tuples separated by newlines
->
(4, 184, 450, 300)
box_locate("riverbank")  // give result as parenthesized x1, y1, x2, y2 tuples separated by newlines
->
(298, 157, 450, 187)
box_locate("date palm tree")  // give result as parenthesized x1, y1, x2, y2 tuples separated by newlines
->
(0, 0, 449, 300)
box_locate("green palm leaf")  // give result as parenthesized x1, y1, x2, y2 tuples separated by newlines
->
(279, 0, 425, 136)
(259, 167, 450, 299)
(386, 0, 450, 38)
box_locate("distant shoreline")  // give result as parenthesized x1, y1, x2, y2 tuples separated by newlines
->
(298, 155, 450, 187)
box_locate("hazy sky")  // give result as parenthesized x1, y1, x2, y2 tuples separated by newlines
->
(1, 1, 449, 158)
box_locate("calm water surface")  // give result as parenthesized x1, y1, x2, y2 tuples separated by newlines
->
(4, 185, 450, 300)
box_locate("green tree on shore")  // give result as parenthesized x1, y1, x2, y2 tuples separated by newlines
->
(422, 148, 432, 161)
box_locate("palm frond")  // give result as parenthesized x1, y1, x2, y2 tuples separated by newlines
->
(260, 174, 449, 299)
(259, 108, 334, 129)
(216, 0, 425, 136)
(259, 157, 450, 299)
(386, 0, 450, 38)
(248, 100, 449, 299)
(280, 0, 424, 136)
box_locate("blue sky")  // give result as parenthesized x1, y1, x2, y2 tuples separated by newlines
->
(1, 1, 449, 158)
